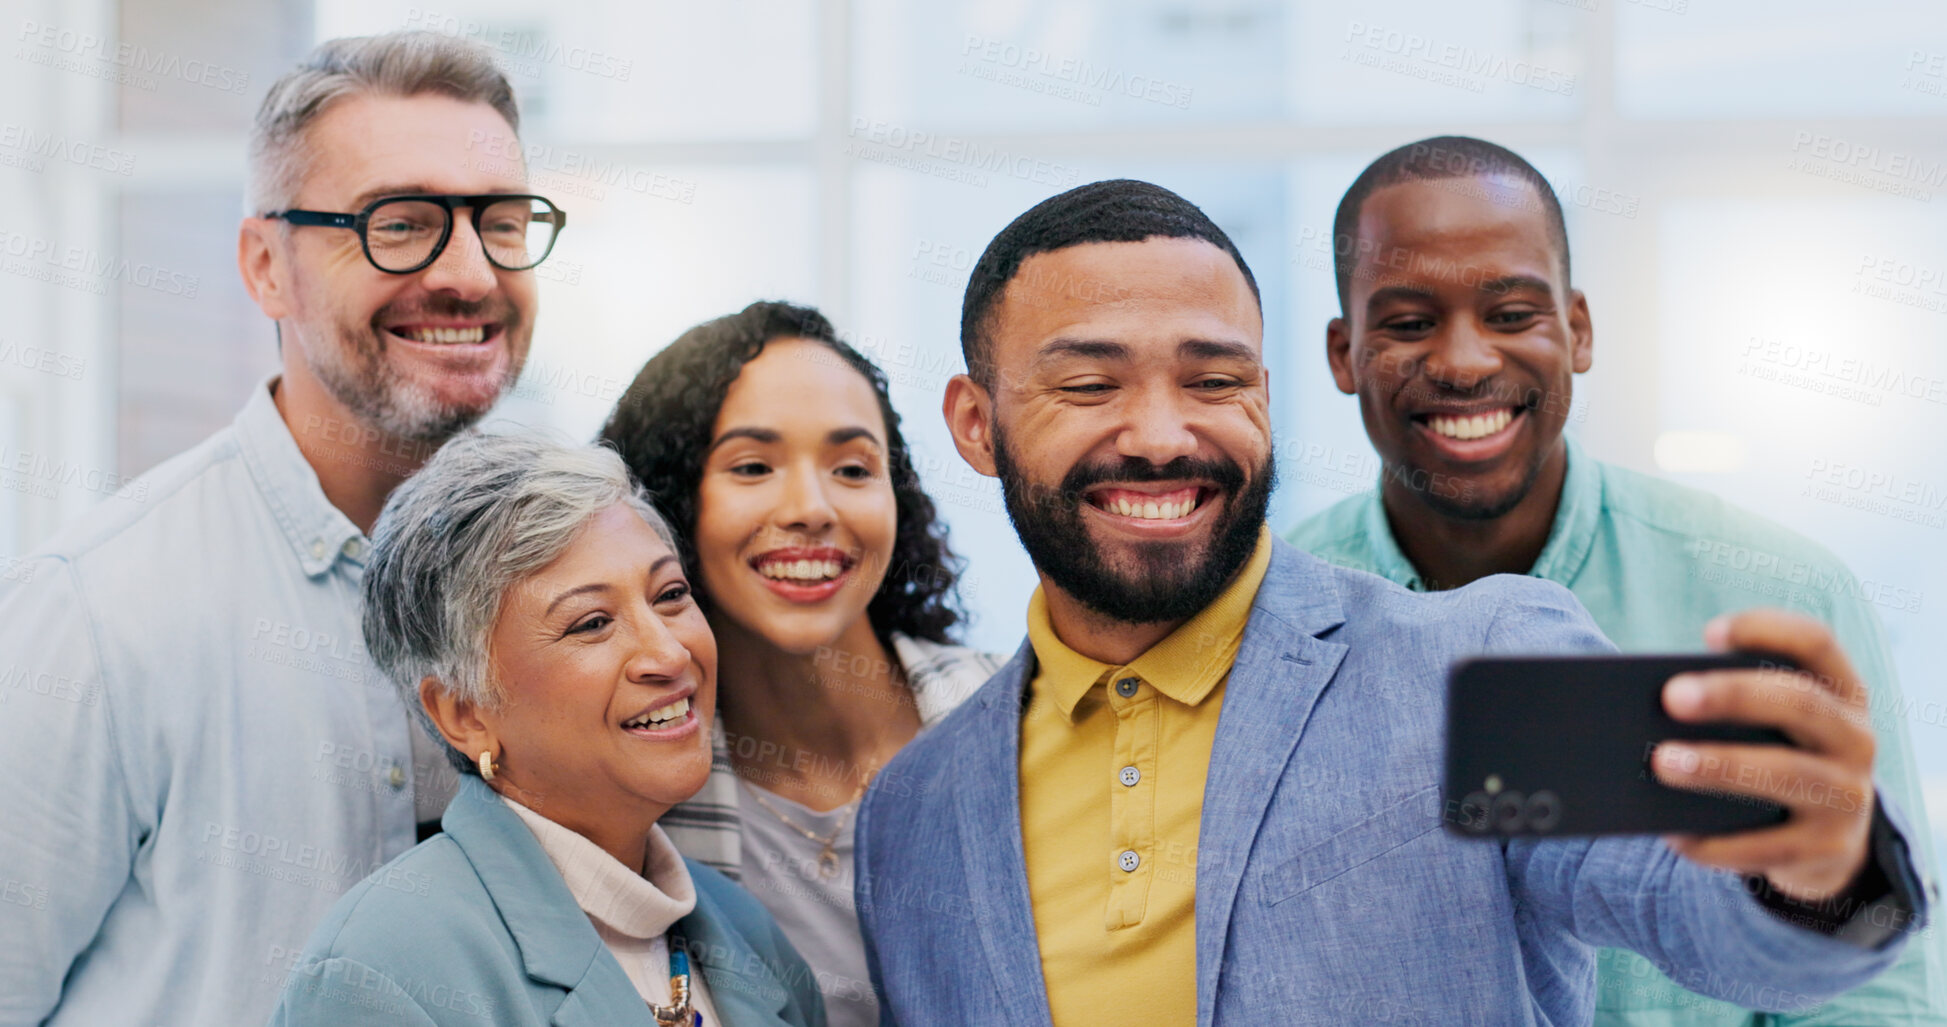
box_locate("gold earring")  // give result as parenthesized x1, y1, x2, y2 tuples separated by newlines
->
(478, 750, 499, 781)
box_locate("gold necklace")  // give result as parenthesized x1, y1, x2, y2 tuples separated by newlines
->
(728, 663, 904, 878)
(741, 774, 872, 878)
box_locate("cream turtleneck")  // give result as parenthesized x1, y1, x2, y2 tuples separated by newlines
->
(502, 796, 723, 1024)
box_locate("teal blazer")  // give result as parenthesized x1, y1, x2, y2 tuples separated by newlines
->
(269, 775, 826, 1026)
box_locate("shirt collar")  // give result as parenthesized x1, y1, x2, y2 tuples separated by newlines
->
(233, 376, 368, 578)
(1358, 434, 1602, 591)
(1526, 433, 1602, 586)
(1358, 479, 1425, 590)
(889, 633, 1001, 728)
(501, 794, 697, 941)
(1026, 526, 1275, 724)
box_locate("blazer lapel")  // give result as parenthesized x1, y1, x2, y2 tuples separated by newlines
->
(953, 640, 1056, 1026)
(440, 777, 654, 1026)
(549, 983, 647, 1027)
(1194, 541, 1348, 1027)
(673, 899, 793, 1026)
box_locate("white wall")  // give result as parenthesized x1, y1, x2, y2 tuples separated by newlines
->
(6, 0, 1945, 868)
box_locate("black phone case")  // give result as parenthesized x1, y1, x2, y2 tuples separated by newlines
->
(1444, 652, 1794, 838)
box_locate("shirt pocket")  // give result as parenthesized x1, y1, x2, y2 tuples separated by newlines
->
(1258, 784, 1443, 908)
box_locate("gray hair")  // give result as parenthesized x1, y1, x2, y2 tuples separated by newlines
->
(362, 431, 675, 776)
(246, 30, 520, 215)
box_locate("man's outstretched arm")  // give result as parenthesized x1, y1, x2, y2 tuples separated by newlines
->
(1507, 608, 1927, 1011)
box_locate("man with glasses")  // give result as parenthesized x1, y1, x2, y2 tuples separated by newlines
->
(0, 32, 564, 1025)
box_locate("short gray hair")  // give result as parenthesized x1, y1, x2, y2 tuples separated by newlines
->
(246, 30, 520, 215)
(362, 431, 674, 776)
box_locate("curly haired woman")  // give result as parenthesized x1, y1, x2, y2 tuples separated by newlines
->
(599, 301, 1000, 1027)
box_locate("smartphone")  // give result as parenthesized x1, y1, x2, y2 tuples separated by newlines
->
(1443, 652, 1794, 838)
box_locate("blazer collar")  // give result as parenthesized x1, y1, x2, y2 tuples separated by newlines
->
(952, 540, 1350, 1027)
(673, 885, 795, 1025)
(954, 636, 1056, 1026)
(1194, 539, 1348, 1025)
(438, 778, 647, 1024)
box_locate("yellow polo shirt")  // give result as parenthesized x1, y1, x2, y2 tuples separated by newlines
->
(1019, 527, 1272, 1026)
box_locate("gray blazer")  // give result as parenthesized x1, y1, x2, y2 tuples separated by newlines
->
(270, 775, 827, 1026)
(854, 538, 1923, 1025)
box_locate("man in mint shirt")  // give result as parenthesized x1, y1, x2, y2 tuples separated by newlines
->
(1287, 135, 1942, 1025)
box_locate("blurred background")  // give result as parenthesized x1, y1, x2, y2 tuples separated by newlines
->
(2, 0, 1944, 864)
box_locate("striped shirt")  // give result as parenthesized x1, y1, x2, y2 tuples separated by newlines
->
(662, 633, 1003, 879)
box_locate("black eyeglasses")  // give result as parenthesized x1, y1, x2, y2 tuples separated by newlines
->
(265, 194, 567, 274)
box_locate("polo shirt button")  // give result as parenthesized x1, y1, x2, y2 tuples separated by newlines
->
(1115, 677, 1139, 698)
(1118, 850, 1141, 873)
(309, 538, 327, 560)
(387, 765, 406, 789)
(1119, 765, 1140, 787)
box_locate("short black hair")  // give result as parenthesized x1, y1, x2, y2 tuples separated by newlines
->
(1332, 135, 1570, 314)
(959, 179, 1261, 386)
(598, 300, 966, 645)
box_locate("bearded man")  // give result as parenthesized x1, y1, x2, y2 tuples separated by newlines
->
(852, 179, 1927, 1025)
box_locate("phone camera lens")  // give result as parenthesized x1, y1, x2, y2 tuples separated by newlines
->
(1526, 790, 1561, 833)
(1491, 791, 1527, 832)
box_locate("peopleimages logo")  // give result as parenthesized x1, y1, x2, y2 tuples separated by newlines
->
(958, 34, 1195, 109)
(0, 442, 149, 503)
(1342, 21, 1577, 96)
(0, 339, 86, 380)
(1790, 132, 1947, 183)
(1686, 536, 1924, 615)
(1786, 131, 1944, 202)
(15, 20, 252, 94)
(401, 8, 633, 81)
(0, 229, 199, 298)
(846, 118, 1081, 189)
(0, 123, 136, 177)
(464, 131, 697, 204)
(1739, 335, 1947, 407)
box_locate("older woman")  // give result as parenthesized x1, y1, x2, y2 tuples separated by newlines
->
(599, 301, 1000, 1027)
(269, 432, 825, 1027)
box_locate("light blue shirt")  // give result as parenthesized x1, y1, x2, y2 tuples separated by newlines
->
(0, 379, 447, 1026)
(1288, 435, 1943, 1025)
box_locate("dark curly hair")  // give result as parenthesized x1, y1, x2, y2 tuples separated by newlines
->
(598, 300, 964, 645)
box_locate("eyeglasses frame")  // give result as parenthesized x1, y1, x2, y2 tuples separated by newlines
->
(264, 193, 567, 275)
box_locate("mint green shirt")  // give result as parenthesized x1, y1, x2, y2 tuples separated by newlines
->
(1288, 436, 1943, 1026)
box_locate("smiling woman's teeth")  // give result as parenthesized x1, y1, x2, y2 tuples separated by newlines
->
(1428, 408, 1513, 441)
(758, 559, 843, 582)
(398, 326, 485, 345)
(623, 697, 690, 730)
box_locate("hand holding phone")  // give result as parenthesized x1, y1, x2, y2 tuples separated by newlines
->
(1446, 609, 1879, 905)
(1652, 610, 1878, 904)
